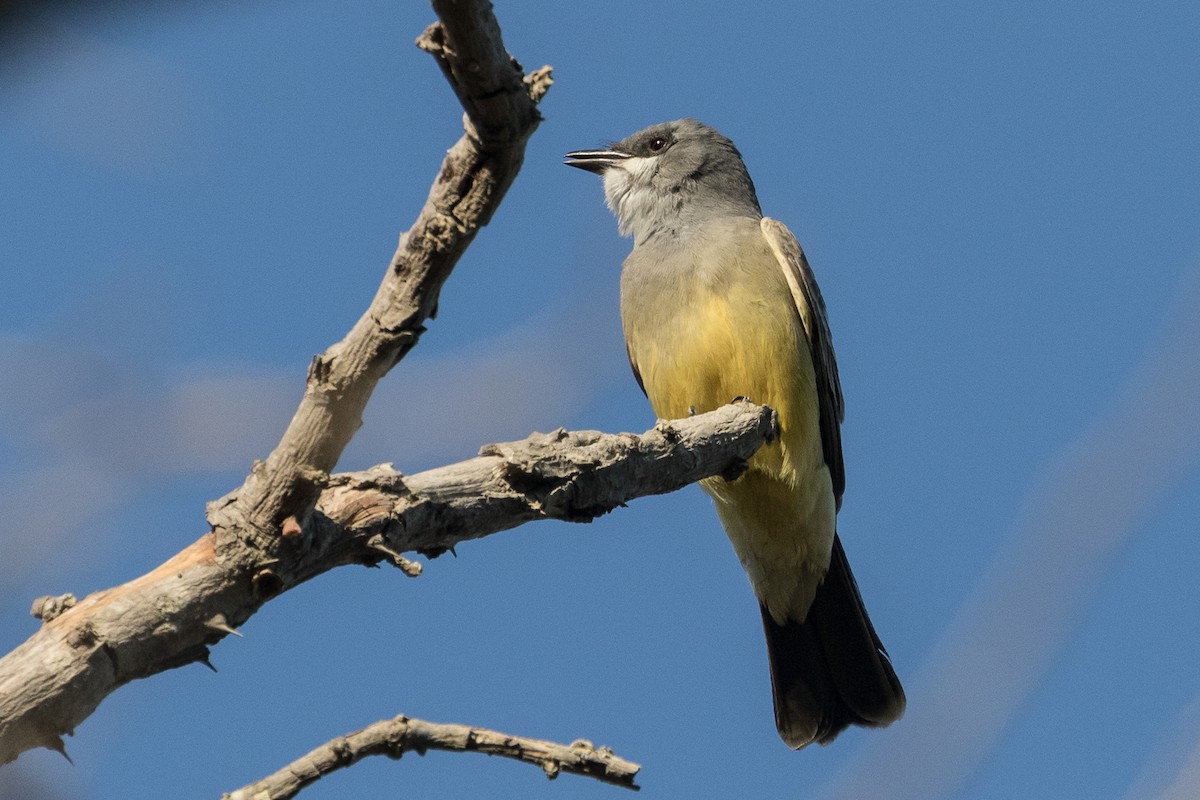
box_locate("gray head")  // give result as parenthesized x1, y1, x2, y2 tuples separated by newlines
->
(565, 118, 762, 243)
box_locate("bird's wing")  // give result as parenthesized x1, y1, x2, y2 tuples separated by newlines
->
(625, 342, 648, 397)
(761, 217, 846, 507)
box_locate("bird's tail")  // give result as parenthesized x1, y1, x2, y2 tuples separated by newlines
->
(760, 534, 906, 748)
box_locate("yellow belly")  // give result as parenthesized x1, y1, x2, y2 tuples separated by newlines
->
(626, 276, 836, 623)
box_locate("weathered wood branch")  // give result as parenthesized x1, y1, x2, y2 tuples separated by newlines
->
(0, 2, 776, 790)
(0, 403, 777, 766)
(0, 0, 558, 772)
(223, 714, 642, 799)
(212, 0, 551, 553)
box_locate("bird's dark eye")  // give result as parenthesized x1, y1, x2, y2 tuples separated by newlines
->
(648, 137, 667, 152)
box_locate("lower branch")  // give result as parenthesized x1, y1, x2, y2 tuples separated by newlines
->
(223, 714, 641, 799)
(0, 402, 776, 765)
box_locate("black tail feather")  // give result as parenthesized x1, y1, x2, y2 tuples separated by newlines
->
(760, 534, 905, 748)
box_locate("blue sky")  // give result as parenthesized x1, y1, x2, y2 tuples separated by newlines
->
(2, 1, 1200, 798)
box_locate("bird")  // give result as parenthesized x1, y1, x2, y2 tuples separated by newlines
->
(565, 118, 905, 748)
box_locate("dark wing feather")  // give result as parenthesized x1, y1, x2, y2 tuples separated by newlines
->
(761, 217, 846, 507)
(626, 343, 647, 397)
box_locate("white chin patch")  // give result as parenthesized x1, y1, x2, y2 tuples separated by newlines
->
(602, 156, 658, 238)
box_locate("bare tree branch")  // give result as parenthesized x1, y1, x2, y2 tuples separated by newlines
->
(209, 0, 550, 555)
(0, 0, 557, 768)
(0, 403, 777, 765)
(0, 0, 779, 788)
(223, 714, 642, 799)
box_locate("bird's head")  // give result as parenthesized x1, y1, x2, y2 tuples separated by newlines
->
(566, 118, 761, 242)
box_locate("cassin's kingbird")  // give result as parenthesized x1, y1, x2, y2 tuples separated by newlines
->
(566, 119, 905, 748)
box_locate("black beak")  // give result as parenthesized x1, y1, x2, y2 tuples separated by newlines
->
(564, 148, 630, 174)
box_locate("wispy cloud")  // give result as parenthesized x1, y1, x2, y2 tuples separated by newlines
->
(1123, 692, 1200, 800)
(0, 308, 624, 580)
(825, 265, 1200, 800)
(346, 307, 623, 471)
(1155, 753, 1200, 800)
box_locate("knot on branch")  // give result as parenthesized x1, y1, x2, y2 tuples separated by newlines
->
(209, 465, 332, 558)
(328, 464, 412, 496)
(415, 21, 449, 57)
(481, 428, 617, 522)
(31, 593, 76, 623)
(320, 465, 413, 535)
(524, 65, 554, 104)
